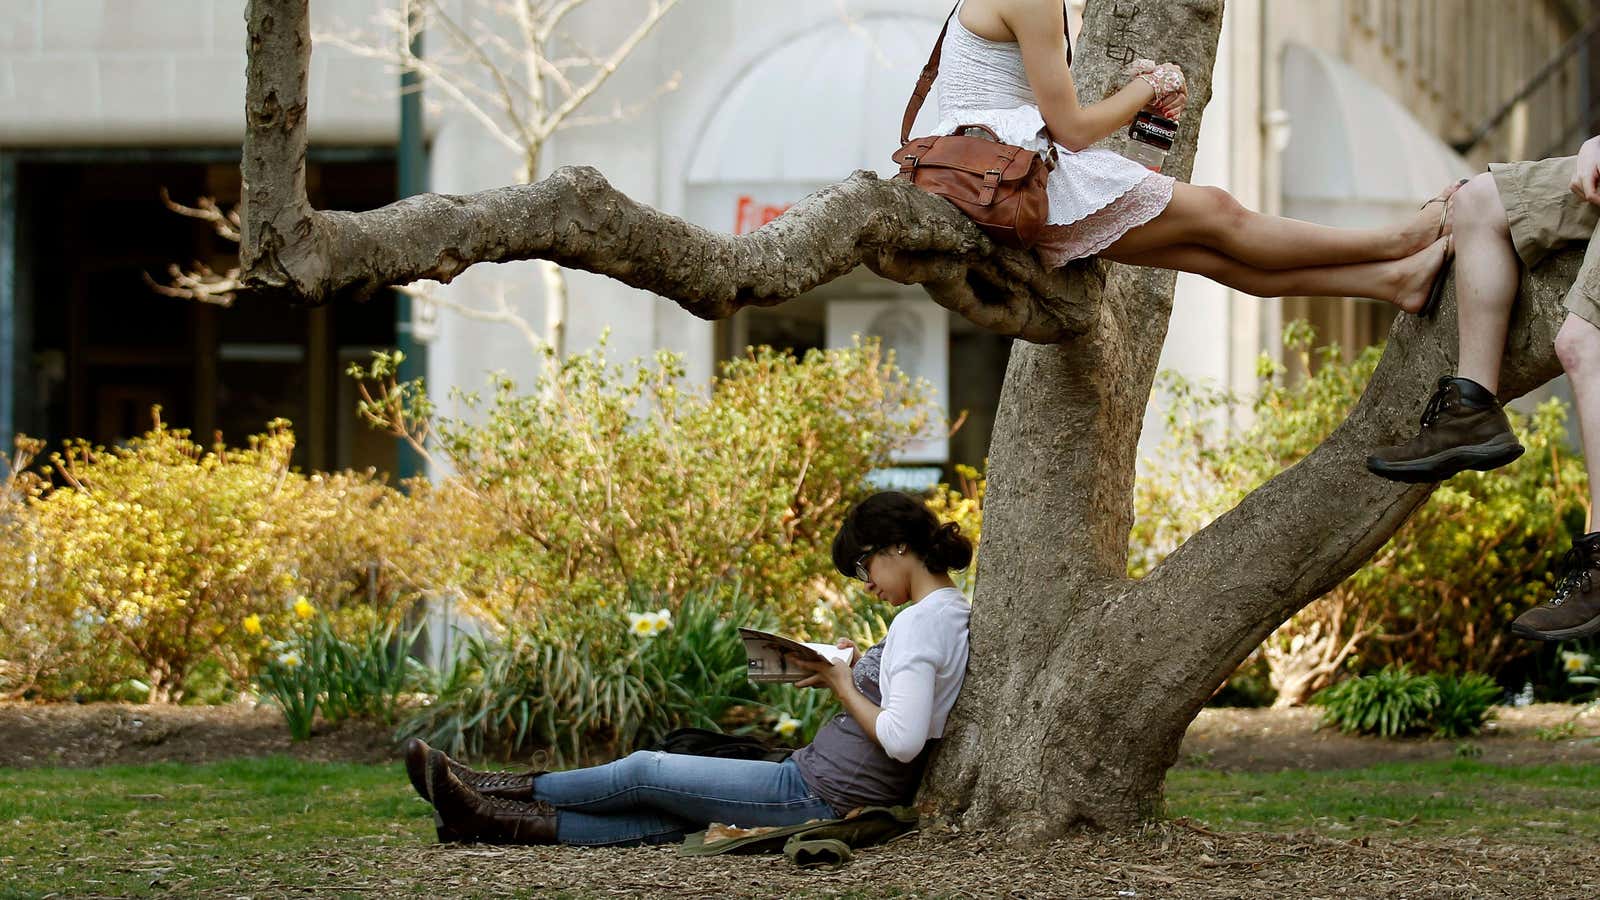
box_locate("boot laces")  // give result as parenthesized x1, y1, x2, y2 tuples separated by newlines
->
(466, 770, 528, 792)
(1550, 546, 1597, 607)
(1419, 382, 1457, 428)
(466, 779, 551, 816)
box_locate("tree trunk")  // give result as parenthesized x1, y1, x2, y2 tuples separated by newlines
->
(916, 0, 1577, 835)
(237, 0, 1589, 837)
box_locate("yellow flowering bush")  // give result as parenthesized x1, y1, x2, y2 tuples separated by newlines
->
(4, 413, 434, 702)
(0, 438, 59, 697)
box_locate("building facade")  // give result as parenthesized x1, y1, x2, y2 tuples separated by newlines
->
(1, 1, 1594, 481)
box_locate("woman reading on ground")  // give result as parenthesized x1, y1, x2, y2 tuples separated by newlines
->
(404, 491, 973, 846)
(943, 0, 1461, 313)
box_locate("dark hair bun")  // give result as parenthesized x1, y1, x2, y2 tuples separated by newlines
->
(928, 521, 974, 572)
(831, 491, 973, 577)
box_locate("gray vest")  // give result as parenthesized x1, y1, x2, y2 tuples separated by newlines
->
(791, 643, 931, 814)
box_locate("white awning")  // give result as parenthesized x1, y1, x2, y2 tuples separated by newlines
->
(1280, 43, 1473, 228)
(685, 14, 942, 185)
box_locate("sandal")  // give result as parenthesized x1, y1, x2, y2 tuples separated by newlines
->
(1413, 178, 1467, 319)
(1418, 233, 1455, 320)
(1419, 178, 1467, 237)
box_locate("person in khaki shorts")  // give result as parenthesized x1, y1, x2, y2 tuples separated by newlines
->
(1368, 138, 1600, 641)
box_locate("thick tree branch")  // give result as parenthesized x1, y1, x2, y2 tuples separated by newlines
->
(322, 169, 1086, 339)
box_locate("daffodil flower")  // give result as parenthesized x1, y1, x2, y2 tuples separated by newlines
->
(277, 651, 302, 669)
(243, 614, 263, 636)
(292, 597, 315, 621)
(1562, 651, 1592, 674)
(628, 612, 656, 637)
(775, 715, 801, 738)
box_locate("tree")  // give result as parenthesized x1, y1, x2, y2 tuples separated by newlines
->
(237, 0, 1585, 835)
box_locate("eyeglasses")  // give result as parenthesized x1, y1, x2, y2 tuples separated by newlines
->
(854, 546, 881, 583)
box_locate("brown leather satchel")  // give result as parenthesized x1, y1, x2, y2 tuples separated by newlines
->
(892, 4, 1071, 250)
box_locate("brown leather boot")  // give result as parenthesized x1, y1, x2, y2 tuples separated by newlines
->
(1366, 376, 1523, 483)
(426, 745, 559, 845)
(1511, 533, 1600, 641)
(404, 738, 542, 803)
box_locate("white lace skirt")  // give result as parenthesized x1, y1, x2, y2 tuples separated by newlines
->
(931, 103, 1176, 264)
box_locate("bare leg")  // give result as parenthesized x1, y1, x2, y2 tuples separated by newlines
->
(1103, 181, 1461, 271)
(1555, 314, 1600, 516)
(1452, 172, 1522, 394)
(1101, 237, 1450, 311)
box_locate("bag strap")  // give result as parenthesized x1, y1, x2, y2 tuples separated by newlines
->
(900, 2, 1073, 144)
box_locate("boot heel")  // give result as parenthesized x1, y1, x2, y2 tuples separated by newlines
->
(434, 812, 471, 844)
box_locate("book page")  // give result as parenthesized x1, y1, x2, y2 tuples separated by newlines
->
(738, 627, 853, 683)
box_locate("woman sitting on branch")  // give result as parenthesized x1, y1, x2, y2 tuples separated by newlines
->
(943, 0, 1461, 313)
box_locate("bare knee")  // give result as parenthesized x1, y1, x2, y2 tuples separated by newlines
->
(1555, 315, 1600, 374)
(1199, 186, 1249, 232)
(1452, 173, 1509, 238)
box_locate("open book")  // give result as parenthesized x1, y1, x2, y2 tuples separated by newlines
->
(737, 627, 854, 683)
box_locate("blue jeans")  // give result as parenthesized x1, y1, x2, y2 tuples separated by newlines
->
(530, 750, 838, 847)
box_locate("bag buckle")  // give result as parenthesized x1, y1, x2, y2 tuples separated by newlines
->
(979, 168, 1004, 204)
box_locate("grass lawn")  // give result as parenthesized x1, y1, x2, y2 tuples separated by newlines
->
(1169, 760, 1600, 843)
(2, 758, 1597, 897)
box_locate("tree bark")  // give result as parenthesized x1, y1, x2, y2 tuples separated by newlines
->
(239, 0, 1587, 836)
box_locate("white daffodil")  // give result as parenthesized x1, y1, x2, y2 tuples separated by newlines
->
(775, 714, 801, 739)
(628, 612, 656, 637)
(1562, 651, 1593, 674)
(277, 651, 302, 669)
(651, 608, 673, 633)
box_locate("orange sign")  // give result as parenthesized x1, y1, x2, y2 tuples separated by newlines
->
(735, 195, 792, 234)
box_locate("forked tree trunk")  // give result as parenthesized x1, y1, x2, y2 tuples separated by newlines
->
(238, 0, 1584, 836)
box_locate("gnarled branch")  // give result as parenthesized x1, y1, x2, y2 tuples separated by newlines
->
(241, 0, 1088, 342)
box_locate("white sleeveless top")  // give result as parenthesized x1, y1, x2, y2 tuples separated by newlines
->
(930, 2, 1155, 227)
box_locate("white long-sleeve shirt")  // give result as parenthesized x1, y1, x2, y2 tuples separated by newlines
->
(873, 587, 971, 763)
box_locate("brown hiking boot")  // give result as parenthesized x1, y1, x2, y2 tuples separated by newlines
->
(1366, 376, 1524, 483)
(1511, 533, 1600, 641)
(426, 746, 559, 845)
(404, 738, 541, 803)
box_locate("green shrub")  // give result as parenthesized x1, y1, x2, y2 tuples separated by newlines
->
(350, 339, 934, 642)
(1312, 666, 1503, 738)
(748, 682, 840, 747)
(256, 604, 429, 740)
(1131, 321, 1588, 703)
(1313, 664, 1440, 737)
(401, 583, 767, 762)
(399, 578, 900, 761)
(1428, 672, 1502, 738)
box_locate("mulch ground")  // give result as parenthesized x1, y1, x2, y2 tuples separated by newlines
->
(283, 823, 1600, 898)
(1, 701, 396, 769)
(1178, 704, 1600, 771)
(5, 700, 1596, 772)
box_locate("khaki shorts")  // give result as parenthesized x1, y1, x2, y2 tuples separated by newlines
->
(1489, 156, 1600, 325)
